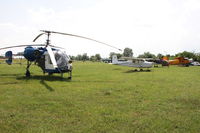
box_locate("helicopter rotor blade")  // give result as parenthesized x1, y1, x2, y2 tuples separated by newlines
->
(41, 30, 122, 51)
(49, 45, 65, 49)
(33, 33, 46, 42)
(0, 44, 45, 50)
(46, 45, 58, 68)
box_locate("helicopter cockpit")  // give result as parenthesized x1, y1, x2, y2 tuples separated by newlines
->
(55, 51, 70, 70)
(44, 50, 71, 72)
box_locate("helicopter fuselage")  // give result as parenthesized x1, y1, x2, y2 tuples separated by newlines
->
(23, 46, 72, 74)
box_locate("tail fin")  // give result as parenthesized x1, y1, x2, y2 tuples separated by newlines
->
(5, 51, 12, 65)
(162, 56, 169, 61)
(112, 55, 118, 64)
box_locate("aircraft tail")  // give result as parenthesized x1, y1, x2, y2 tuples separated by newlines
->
(112, 55, 118, 64)
(162, 56, 169, 61)
(5, 51, 12, 65)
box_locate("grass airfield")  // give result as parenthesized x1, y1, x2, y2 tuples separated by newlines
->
(0, 61, 200, 133)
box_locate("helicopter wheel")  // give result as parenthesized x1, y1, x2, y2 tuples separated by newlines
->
(68, 71, 72, 80)
(48, 73, 53, 76)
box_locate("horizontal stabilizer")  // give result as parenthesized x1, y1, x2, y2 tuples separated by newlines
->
(112, 55, 118, 64)
(5, 51, 12, 65)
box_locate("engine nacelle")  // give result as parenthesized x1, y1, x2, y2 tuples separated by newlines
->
(23, 46, 37, 61)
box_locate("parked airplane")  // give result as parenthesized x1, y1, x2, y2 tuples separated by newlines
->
(162, 56, 190, 67)
(111, 55, 154, 71)
(191, 61, 200, 66)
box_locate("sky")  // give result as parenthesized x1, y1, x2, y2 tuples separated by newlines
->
(0, 0, 200, 57)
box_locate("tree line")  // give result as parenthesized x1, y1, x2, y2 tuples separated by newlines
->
(69, 47, 200, 62)
(137, 51, 200, 62)
(69, 53, 102, 61)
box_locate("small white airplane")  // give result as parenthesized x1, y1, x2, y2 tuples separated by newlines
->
(191, 61, 200, 66)
(111, 55, 154, 71)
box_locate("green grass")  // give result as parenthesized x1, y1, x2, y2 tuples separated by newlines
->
(0, 61, 200, 133)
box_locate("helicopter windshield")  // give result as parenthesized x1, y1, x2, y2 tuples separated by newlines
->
(54, 51, 70, 70)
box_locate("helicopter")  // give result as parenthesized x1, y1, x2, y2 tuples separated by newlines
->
(111, 55, 154, 71)
(0, 30, 122, 79)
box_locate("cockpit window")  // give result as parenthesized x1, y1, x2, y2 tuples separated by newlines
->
(54, 51, 70, 70)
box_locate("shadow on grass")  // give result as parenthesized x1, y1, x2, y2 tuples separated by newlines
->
(16, 75, 71, 92)
(16, 75, 71, 82)
(0, 81, 20, 85)
(40, 80, 54, 91)
(0, 73, 22, 77)
(113, 68, 122, 70)
(124, 69, 152, 73)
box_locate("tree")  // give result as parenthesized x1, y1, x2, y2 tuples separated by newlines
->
(123, 47, 133, 57)
(157, 53, 164, 59)
(16, 52, 24, 56)
(95, 54, 101, 61)
(69, 55, 76, 60)
(175, 51, 196, 59)
(82, 53, 89, 61)
(109, 52, 122, 59)
(138, 52, 156, 58)
(90, 55, 96, 62)
(195, 53, 200, 62)
(76, 54, 82, 60)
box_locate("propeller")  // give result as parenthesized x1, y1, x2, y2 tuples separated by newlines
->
(33, 30, 122, 51)
(46, 45, 58, 68)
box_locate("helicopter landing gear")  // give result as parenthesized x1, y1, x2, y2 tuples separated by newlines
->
(26, 61, 32, 77)
(26, 70, 30, 77)
(68, 70, 72, 80)
(48, 73, 53, 76)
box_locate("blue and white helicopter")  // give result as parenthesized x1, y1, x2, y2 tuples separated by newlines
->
(0, 30, 121, 79)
